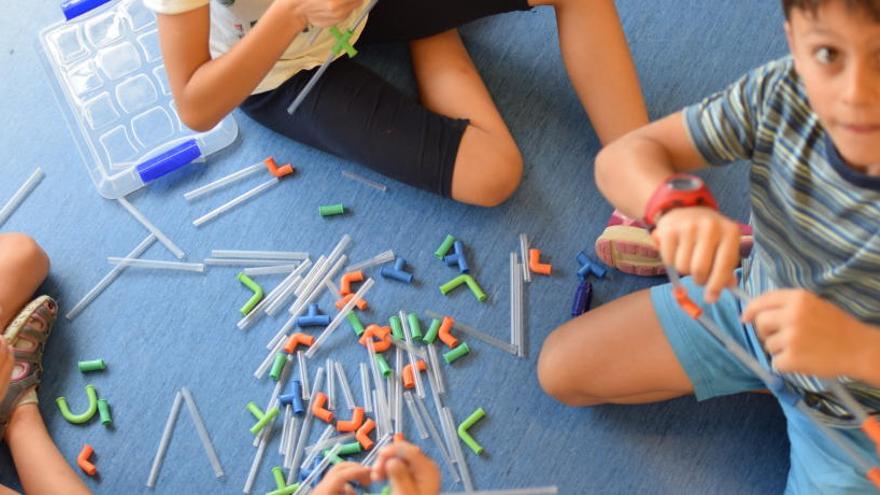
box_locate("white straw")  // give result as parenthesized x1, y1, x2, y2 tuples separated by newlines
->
(518, 233, 531, 284)
(347, 249, 395, 272)
(180, 387, 224, 479)
(146, 390, 183, 488)
(360, 362, 372, 413)
(360, 434, 391, 467)
(304, 278, 374, 358)
(425, 310, 518, 356)
(393, 347, 403, 434)
(304, 432, 355, 457)
(243, 264, 300, 276)
(442, 407, 474, 491)
(243, 417, 274, 494)
(0, 167, 43, 228)
(193, 177, 279, 227)
(204, 258, 293, 267)
(184, 162, 262, 201)
(108, 257, 205, 272)
(293, 256, 328, 299)
(288, 367, 325, 484)
(301, 424, 335, 469)
(280, 405, 292, 455)
(67, 234, 157, 320)
(326, 358, 336, 411)
(341, 170, 388, 192)
(334, 361, 356, 410)
(413, 392, 458, 483)
(264, 276, 303, 317)
(403, 391, 429, 440)
(298, 351, 310, 399)
(427, 344, 446, 396)
(118, 197, 185, 259)
(211, 250, 309, 260)
(515, 255, 525, 358)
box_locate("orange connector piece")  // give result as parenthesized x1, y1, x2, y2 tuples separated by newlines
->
(863, 416, 880, 445)
(672, 287, 703, 319)
(393, 432, 406, 444)
(528, 249, 552, 275)
(402, 360, 428, 390)
(337, 407, 365, 432)
(359, 325, 392, 353)
(335, 293, 368, 311)
(312, 392, 335, 424)
(868, 467, 880, 490)
(339, 271, 365, 296)
(77, 444, 97, 476)
(263, 157, 295, 178)
(438, 316, 458, 349)
(356, 418, 376, 450)
(283, 333, 315, 354)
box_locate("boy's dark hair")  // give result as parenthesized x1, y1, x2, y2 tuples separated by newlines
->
(782, 0, 880, 20)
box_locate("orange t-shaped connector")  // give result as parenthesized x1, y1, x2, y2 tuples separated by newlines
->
(263, 157, 295, 178)
(356, 418, 376, 450)
(283, 333, 315, 354)
(438, 316, 458, 349)
(312, 392, 334, 424)
(336, 293, 368, 311)
(359, 325, 392, 352)
(337, 407, 365, 432)
(528, 249, 552, 275)
(339, 271, 365, 296)
(402, 360, 428, 389)
(77, 444, 97, 476)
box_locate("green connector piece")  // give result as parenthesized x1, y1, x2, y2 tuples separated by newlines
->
(434, 234, 455, 259)
(97, 398, 112, 426)
(238, 272, 264, 315)
(319, 204, 346, 217)
(270, 352, 288, 382)
(271, 466, 286, 490)
(423, 318, 442, 344)
(407, 312, 423, 340)
(56, 384, 99, 424)
(250, 406, 279, 435)
(347, 312, 365, 336)
(389, 315, 403, 341)
(246, 401, 265, 419)
(457, 407, 487, 455)
(439, 274, 487, 302)
(337, 441, 363, 456)
(328, 26, 358, 57)
(375, 354, 392, 377)
(323, 450, 345, 465)
(78, 359, 106, 373)
(443, 342, 470, 364)
(381, 486, 392, 495)
(267, 483, 301, 495)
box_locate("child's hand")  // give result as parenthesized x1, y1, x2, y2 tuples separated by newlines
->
(371, 441, 441, 495)
(311, 462, 372, 495)
(742, 289, 870, 377)
(0, 338, 13, 400)
(290, 0, 363, 28)
(652, 206, 742, 303)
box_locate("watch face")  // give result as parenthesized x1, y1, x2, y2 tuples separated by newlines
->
(668, 176, 702, 191)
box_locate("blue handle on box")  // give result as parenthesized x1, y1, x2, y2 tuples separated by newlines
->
(61, 0, 114, 20)
(136, 139, 202, 183)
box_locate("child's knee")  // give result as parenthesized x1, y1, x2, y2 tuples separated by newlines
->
(454, 139, 523, 207)
(538, 327, 604, 407)
(0, 233, 50, 278)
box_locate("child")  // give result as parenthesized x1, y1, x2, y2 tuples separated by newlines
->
(147, 0, 648, 207)
(0, 233, 90, 494)
(312, 440, 440, 494)
(538, 0, 880, 493)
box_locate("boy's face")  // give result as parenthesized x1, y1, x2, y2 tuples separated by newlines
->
(786, 2, 880, 170)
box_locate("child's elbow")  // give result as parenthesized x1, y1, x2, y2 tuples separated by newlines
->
(178, 104, 221, 133)
(594, 144, 618, 196)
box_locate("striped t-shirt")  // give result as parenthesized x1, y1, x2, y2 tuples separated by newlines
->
(684, 56, 880, 425)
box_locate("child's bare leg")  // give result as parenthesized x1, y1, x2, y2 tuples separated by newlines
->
(538, 288, 693, 406)
(530, 0, 649, 144)
(0, 233, 50, 330)
(409, 29, 523, 207)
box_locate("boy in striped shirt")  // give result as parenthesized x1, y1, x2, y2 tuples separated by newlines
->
(538, 0, 880, 492)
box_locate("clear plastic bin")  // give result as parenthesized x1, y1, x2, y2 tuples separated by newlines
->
(38, 0, 239, 199)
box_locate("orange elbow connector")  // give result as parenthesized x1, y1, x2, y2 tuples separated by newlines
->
(356, 418, 376, 450)
(438, 316, 458, 349)
(337, 407, 365, 432)
(312, 392, 334, 424)
(359, 325, 392, 353)
(528, 249, 552, 275)
(402, 360, 428, 390)
(283, 333, 315, 354)
(672, 287, 702, 319)
(863, 416, 880, 445)
(336, 293, 368, 311)
(263, 157, 295, 178)
(77, 444, 97, 476)
(339, 271, 365, 296)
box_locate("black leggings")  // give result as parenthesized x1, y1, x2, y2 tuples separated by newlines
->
(241, 0, 531, 197)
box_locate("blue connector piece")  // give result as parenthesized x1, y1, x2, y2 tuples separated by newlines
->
(280, 380, 305, 414)
(571, 280, 593, 317)
(297, 303, 331, 327)
(381, 257, 414, 284)
(442, 241, 470, 273)
(576, 251, 607, 280)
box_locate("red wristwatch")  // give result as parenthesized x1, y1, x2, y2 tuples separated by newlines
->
(643, 174, 718, 229)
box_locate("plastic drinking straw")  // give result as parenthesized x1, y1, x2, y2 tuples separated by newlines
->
(193, 177, 279, 227)
(414, 391, 459, 483)
(326, 359, 336, 411)
(244, 264, 301, 276)
(67, 234, 157, 320)
(298, 351, 311, 399)
(180, 387, 225, 478)
(334, 362, 356, 410)
(391, 338, 427, 359)
(367, 341, 390, 434)
(239, 261, 311, 329)
(426, 344, 446, 396)
(211, 250, 308, 260)
(341, 170, 388, 192)
(347, 249, 395, 272)
(254, 359, 292, 447)
(400, 311, 426, 399)
(266, 269, 309, 316)
(324, 279, 340, 296)
(288, 367, 325, 484)
(243, 415, 275, 494)
(107, 257, 204, 272)
(510, 253, 517, 353)
(302, 424, 335, 469)
(291, 234, 351, 301)
(403, 391, 429, 440)
(440, 487, 559, 495)
(360, 434, 392, 467)
(514, 255, 525, 358)
(305, 432, 355, 457)
(518, 234, 531, 283)
(146, 390, 184, 488)
(442, 407, 474, 491)
(286, 0, 379, 114)
(0, 166, 43, 228)
(373, 390, 387, 439)
(394, 347, 404, 434)
(118, 197, 185, 259)
(425, 310, 518, 355)
(284, 415, 300, 468)
(293, 256, 328, 299)
(204, 258, 294, 267)
(183, 162, 262, 201)
(276, 255, 348, 352)
(291, 443, 343, 495)
(304, 278, 374, 358)
(280, 405, 292, 455)
(360, 362, 373, 413)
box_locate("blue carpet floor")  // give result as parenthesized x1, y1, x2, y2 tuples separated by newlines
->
(0, 1, 792, 493)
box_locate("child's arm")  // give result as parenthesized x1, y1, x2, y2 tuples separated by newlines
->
(311, 461, 371, 494)
(370, 441, 441, 494)
(156, 0, 361, 131)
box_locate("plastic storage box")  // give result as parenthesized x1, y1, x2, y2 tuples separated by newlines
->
(38, 0, 239, 199)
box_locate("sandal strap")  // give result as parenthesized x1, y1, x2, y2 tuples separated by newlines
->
(15, 326, 50, 346)
(12, 347, 41, 366)
(0, 370, 40, 434)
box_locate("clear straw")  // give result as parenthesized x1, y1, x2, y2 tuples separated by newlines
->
(425, 310, 518, 356)
(298, 351, 310, 399)
(326, 358, 336, 411)
(254, 357, 292, 447)
(255, 338, 286, 379)
(334, 361, 356, 410)
(118, 197, 185, 259)
(324, 279, 340, 296)
(393, 347, 403, 434)
(193, 177, 279, 227)
(204, 258, 296, 267)
(510, 253, 517, 352)
(211, 250, 309, 260)
(400, 310, 426, 399)
(301, 424, 335, 469)
(293, 256, 327, 299)
(67, 234, 157, 320)
(360, 434, 391, 467)
(278, 255, 348, 351)
(360, 362, 373, 413)
(347, 249, 395, 272)
(367, 340, 388, 429)
(305, 432, 355, 457)
(391, 338, 427, 359)
(239, 262, 310, 330)
(518, 234, 531, 283)
(243, 416, 275, 494)
(373, 389, 387, 440)
(403, 391, 429, 440)
(265, 272, 306, 316)
(304, 278, 374, 358)
(291, 443, 343, 495)
(442, 407, 474, 491)
(341, 170, 388, 192)
(243, 264, 301, 276)
(513, 253, 525, 357)
(413, 393, 458, 483)
(180, 387, 224, 478)
(107, 257, 205, 272)
(280, 405, 292, 455)
(146, 390, 183, 488)
(183, 162, 262, 201)
(441, 487, 559, 495)
(284, 415, 300, 469)
(0, 167, 43, 228)
(427, 344, 446, 396)
(289, 367, 325, 484)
